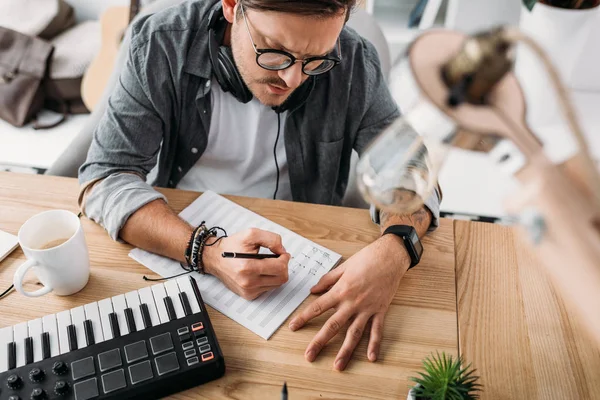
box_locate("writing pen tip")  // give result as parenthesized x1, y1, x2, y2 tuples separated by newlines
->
(283, 382, 287, 393)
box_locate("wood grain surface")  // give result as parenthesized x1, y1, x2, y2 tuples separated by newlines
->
(0, 172, 458, 399)
(455, 220, 600, 400)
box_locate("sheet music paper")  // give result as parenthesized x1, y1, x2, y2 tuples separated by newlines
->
(129, 191, 342, 339)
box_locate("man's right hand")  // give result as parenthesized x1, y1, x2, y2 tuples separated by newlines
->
(202, 228, 291, 300)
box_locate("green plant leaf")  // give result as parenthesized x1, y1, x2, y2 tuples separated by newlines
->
(524, 0, 537, 11)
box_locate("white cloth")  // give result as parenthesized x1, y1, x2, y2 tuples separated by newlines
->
(177, 80, 292, 200)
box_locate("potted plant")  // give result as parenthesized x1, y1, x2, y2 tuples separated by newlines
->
(515, 0, 600, 125)
(407, 352, 481, 400)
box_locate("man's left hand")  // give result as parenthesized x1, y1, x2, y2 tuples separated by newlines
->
(288, 234, 410, 371)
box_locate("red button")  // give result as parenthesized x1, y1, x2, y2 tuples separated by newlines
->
(201, 352, 214, 362)
(191, 322, 204, 332)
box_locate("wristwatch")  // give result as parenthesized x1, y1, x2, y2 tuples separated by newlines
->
(383, 225, 423, 269)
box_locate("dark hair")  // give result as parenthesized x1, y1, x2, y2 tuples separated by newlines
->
(237, 0, 356, 21)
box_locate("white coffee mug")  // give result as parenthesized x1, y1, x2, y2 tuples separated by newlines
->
(14, 210, 90, 297)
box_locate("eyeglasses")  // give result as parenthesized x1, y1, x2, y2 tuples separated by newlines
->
(239, 3, 342, 76)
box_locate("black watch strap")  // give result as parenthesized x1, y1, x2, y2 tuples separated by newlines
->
(383, 225, 423, 269)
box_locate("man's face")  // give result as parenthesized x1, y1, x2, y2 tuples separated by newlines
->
(224, 4, 345, 107)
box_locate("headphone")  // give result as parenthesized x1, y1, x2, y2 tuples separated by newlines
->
(206, 3, 314, 113)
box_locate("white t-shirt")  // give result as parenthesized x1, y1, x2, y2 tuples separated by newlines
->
(177, 80, 292, 200)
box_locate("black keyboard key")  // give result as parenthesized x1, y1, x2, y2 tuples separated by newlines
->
(8, 341, 16, 370)
(128, 360, 153, 385)
(140, 303, 152, 329)
(98, 349, 122, 372)
(109, 313, 121, 338)
(101, 369, 126, 394)
(124, 308, 136, 333)
(67, 324, 78, 351)
(84, 319, 95, 346)
(179, 292, 192, 316)
(164, 296, 177, 321)
(25, 336, 33, 364)
(42, 332, 50, 360)
(74, 377, 99, 400)
(154, 352, 179, 376)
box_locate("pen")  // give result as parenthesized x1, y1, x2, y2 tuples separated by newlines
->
(221, 252, 280, 259)
(281, 382, 288, 400)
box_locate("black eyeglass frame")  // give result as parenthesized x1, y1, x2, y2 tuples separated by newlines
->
(239, 2, 343, 76)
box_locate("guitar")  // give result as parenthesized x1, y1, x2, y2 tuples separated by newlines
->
(81, 0, 141, 111)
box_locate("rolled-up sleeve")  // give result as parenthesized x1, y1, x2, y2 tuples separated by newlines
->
(353, 38, 441, 231)
(78, 25, 167, 241)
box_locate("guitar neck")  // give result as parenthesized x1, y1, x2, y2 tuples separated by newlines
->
(129, 0, 141, 23)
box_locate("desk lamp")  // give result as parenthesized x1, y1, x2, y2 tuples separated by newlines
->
(356, 27, 600, 345)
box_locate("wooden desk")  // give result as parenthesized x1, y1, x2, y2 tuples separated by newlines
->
(0, 172, 458, 399)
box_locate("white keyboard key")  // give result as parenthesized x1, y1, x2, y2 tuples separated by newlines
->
(98, 298, 114, 341)
(42, 314, 60, 357)
(56, 310, 72, 355)
(70, 306, 87, 349)
(84, 302, 104, 343)
(125, 291, 145, 332)
(151, 283, 170, 324)
(164, 279, 185, 319)
(176, 276, 201, 314)
(27, 318, 43, 362)
(13, 322, 28, 367)
(138, 286, 160, 327)
(111, 294, 129, 336)
(0, 326, 14, 372)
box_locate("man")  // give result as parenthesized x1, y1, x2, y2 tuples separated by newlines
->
(79, 0, 441, 371)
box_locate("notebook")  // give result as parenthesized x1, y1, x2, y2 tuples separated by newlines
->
(0, 229, 19, 263)
(129, 191, 342, 339)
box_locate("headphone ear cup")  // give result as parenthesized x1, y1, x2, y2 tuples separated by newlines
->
(217, 47, 253, 104)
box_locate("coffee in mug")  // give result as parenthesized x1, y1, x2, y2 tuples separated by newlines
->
(14, 210, 90, 297)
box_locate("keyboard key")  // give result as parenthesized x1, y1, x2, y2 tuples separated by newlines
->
(184, 349, 196, 358)
(201, 352, 214, 362)
(101, 369, 126, 394)
(98, 349, 122, 372)
(191, 322, 204, 332)
(150, 332, 173, 355)
(70, 306, 88, 350)
(177, 327, 189, 336)
(124, 308, 137, 333)
(0, 326, 14, 372)
(72, 356, 95, 381)
(84, 302, 104, 344)
(196, 337, 208, 347)
(179, 333, 192, 342)
(179, 292, 193, 316)
(74, 377, 99, 400)
(42, 314, 60, 357)
(111, 295, 130, 336)
(124, 340, 148, 364)
(151, 284, 170, 324)
(25, 337, 33, 364)
(27, 318, 43, 362)
(97, 299, 114, 341)
(176, 276, 201, 314)
(67, 324, 78, 351)
(56, 310, 72, 355)
(139, 303, 152, 329)
(164, 296, 177, 321)
(128, 360, 153, 385)
(182, 341, 194, 351)
(124, 291, 145, 332)
(84, 320, 95, 346)
(187, 356, 199, 366)
(41, 332, 50, 360)
(7, 342, 16, 370)
(108, 313, 121, 339)
(164, 280, 185, 319)
(137, 287, 160, 327)
(155, 352, 179, 376)
(199, 344, 211, 354)
(13, 321, 28, 367)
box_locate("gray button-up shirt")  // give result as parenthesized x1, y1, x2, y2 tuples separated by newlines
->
(79, 0, 441, 240)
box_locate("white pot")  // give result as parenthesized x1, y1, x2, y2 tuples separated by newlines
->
(407, 385, 419, 400)
(514, 3, 600, 126)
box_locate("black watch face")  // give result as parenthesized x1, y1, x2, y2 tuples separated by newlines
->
(410, 229, 423, 255)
